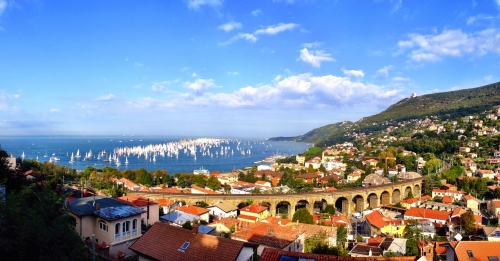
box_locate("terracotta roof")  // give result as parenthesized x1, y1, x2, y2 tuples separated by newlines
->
(404, 207, 451, 221)
(254, 170, 283, 178)
(324, 187, 337, 191)
(365, 211, 392, 229)
(209, 202, 238, 213)
(191, 185, 218, 194)
(238, 214, 258, 221)
(231, 222, 299, 249)
(240, 204, 268, 214)
(263, 217, 292, 226)
(115, 195, 158, 207)
(450, 241, 500, 261)
(295, 173, 321, 179)
(491, 200, 500, 207)
(401, 198, 419, 204)
(176, 205, 209, 216)
(129, 222, 252, 261)
(435, 242, 448, 255)
(442, 195, 453, 204)
(155, 198, 178, 207)
(260, 248, 417, 261)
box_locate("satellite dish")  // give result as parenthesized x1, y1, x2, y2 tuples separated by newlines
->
(454, 233, 462, 241)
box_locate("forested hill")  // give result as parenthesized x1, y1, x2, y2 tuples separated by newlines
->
(270, 82, 500, 146)
(268, 121, 352, 143)
(360, 82, 500, 125)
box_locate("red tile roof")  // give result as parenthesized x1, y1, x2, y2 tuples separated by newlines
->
(190, 185, 218, 194)
(238, 214, 258, 221)
(451, 241, 500, 261)
(177, 205, 209, 216)
(129, 222, 252, 261)
(442, 195, 453, 204)
(231, 222, 298, 249)
(155, 198, 178, 207)
(240, 204, 268, 214)
(116, 195, 158, 207)
(365, 211, 391, 229)
(404, 207, 451, 221)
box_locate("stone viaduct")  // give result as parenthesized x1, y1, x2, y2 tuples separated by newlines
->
(131, 177, 422, 218)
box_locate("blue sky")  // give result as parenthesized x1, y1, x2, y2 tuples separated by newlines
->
(1, 0, 499, 138)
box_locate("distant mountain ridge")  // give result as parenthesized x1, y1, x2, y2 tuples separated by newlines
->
(269, 82, 500, 146)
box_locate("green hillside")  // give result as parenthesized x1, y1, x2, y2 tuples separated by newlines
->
(271, 82, 500, 146)
(268, 121, 352, 143)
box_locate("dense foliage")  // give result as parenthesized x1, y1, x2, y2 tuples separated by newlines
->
(292, 208, 314, 224)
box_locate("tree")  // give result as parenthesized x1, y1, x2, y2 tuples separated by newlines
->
(207, 176, 221, 191)
(494, 188, 500, 199)
(0, 183, 90, 260)
(292, 208, 314, 224)
(403, 220, 423, 256)
(336, 224, 348, 247)
(460, 211, 476, 235)
(177, 176, 186, 188)
(322, 204, 335, 215)
(182, 220, 192, 230)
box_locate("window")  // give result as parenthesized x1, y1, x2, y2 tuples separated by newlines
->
(467, 250, 474, 258)
(488, 257, 499, 261)
(99, 220, 108, 232)
(123, 221, 130, 233)
(132, 219, 137, 230)
(115, 223, 121, 235)
(178, 242, 190, 252)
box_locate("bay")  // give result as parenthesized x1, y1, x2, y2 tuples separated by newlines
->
(0, 136, 311, 173)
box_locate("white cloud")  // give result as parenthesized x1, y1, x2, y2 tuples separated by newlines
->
(298, 48, 335, 67)
(50, 108, 60, 113)
(227, 71, 239, 75)
(183, 78, 217, 94)
(127, 97, 174, 109)
(186, 0, 223, 9)
(392, 76, 410, 82)
(466, 14, 494, 25)
(192, 72, 198, 77)
(375, 65, 393, 79)
(0, 0, 7, 16)
(391, 0, 402, 13)
(182, 73, 401, 109)
(95, 93, 115, 101)
(238, 33, 257, 42)
(134, 62, 143, 67)
(0, 90, 19, 111)
(218, 21, 242, 32)
(152, 81, 172, 92)
(251, 9, 262, 16)
(341, 67, 365, 79)
(396, 29, 488, 63)
(302, 42, 323, 48)
(255, 23, 298, 35)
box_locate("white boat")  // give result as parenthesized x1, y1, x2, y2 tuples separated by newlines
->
(125, 156, 129, 164)
(21, 151, 25, 158)
(75, 149, 81, 158)
(44, 151, 48, 157)
(69, 152, 75, 163)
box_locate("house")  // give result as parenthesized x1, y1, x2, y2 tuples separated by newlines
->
(320, 173, 345, 185)
(238, 204, 269, 223)
(296, 155, 305, 165)
(255, 180, 272, 190)
(349, 237, 407, 257)
(442, 184, 458, 191)
(207, 201, 238, 219)
(295, 172, 322, 184)
(190, 184, 218, 194)
(111, 178, 140, 191)
(467, 141, 480, 147)
(404, 207, 451, 225)
(65, 196, 145, 257)
(347, 172, 362, 183)
(417, 240, 435, 261)
(482, 226, 500, 242)
(400, 197, 420, 209)
(260, 248, 415, 261)
(442, 241, 500, 261)
(463, 195, 480, 211)
(365, 210, 406, 237)
(488, 200, 500, 216)
(176, 205, 210, 223)
(363, 159, 379, 168)
(155, 198, 181, 214)
(207, 217, 241, 235)
(397, 171, 422, 180)
(253, 170, 283, 186)
(159, 210, 200, 226)
(362, 174, 391, 187)
(129, 222, 257, 261)
(116, 195, 160, 226)
(231, 181, 255, 194)
(477, 169, 496, 179)
(486, 158, 500, 165)
(431, 189, 466, 201)
(459, 147, 471, 153)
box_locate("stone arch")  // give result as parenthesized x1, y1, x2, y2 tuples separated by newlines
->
(392, 189, 401, 204)
(405, 186, 413, 198)
(314, 198, 328, 213)
(276, 201, 292, 219)
(259, 201, 273, 217)
(352, 195, 365, 213)
(380, 191, 391, 206)
(414, 184, 421, 197)
(295, 199, 310, 211)
(335, 196, 349, 215)
(367, 193, 378, 209)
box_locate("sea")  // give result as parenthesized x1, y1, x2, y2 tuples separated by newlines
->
(0, 136, 311, 174)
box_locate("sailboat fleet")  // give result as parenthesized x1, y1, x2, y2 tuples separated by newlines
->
(19, 138, 294, 171)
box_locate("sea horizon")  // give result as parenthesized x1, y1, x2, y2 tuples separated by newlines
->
(0, 135, 311, 174)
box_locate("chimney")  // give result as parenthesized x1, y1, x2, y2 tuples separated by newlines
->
(192, 224, 198, 234)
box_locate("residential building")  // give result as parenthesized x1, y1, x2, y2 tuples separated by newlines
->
(207, 201, 238, 219)
(207, 217, 241, 235)
(404, 207, 451, 225)
(238, 204, 269, 223)
(66, 196, 145, 257)
(463, 195, 480, 211)
(129, 222, 257, 261)
(488, 200, 500, 216)
(296, 155, 305, 165)
(295, 172, 322, 184)
(431, 189, 466, 201)
(477, 169, 496, 179)
(417, 240, 435, 261)
(442, 241, 500, 261)
(155, 198, 180, 214)
(190, 185, 218, 194)
(365, 210, 406, 237)
(160, 210, 199, 226)
(400, 198, 419, 209)
(349, 237, 407, 257)
(176, 205, 210, 223)
(111, 178, 140, 191)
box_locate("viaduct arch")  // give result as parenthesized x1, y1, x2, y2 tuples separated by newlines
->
(130, 177, 423, 217)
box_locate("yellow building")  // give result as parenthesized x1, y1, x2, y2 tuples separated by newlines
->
(238, 204, 269, 223)
(66, 196, 145, 257)
(296, 155, 306, 165)
(365, 210, 406, 237)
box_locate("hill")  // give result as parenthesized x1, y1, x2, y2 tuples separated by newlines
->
(268, 121, 352, 143)
(270, 82, 500, 146)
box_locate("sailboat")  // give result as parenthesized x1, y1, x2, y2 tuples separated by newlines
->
(69, 152, 75, 163)
(115, 156, 121, 166)
(75, 149, 81, 158)
(125, 156, 129, 164)
(44, 151, 48, 157)
(21, 151, 25, 158)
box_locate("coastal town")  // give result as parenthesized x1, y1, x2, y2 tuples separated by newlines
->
(2, 105, 500, 261)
